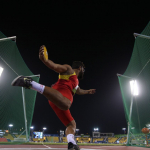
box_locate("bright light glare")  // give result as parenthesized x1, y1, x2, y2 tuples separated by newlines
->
(122, 128, 126, 130)
(94, 128, 99, 131)
(146, 124, 150, 128)
(43, 127, 47, 130)
(9, 124, 13, 127)
(0, 67, 4, 77)
(30, 126, 34, 129)
(60, 130, 64, 134)
(130, 80, 138, 96)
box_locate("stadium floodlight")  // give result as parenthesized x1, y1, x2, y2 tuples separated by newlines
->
(9, 124, 13, 127)
(130, 80, 138, 96)
(122, 128, 126, 134)
(43, 127, 47, 130)
(30, 126, 34, 129)
(146, 123, 150, 127)
(60, 130, 64, 133)
(0, 67, 4, 77)
(76, 129, 79, 135)
(60, 130, 64, 136)
(94, 128, 99, 132)
(43, 127, 47, 134)
(8, 124, 13, 133)
(146, 123, 150, 129)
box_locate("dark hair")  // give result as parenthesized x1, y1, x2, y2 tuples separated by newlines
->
(72, 61, 85, 69)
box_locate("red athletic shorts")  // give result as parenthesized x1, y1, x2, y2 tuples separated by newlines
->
(48, 85, 74, 126)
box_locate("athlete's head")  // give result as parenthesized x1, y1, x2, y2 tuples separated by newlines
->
(72, 61, 85, 80)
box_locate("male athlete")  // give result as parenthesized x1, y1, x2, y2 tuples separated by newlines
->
(11, 45, 96, 150)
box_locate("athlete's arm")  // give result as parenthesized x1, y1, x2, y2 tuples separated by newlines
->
(39, 45, 70, 73)
(76, 87, 96, 95)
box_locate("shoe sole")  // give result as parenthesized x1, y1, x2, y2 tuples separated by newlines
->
(11, 75, 22, 86)
(68, 148, 80, 150)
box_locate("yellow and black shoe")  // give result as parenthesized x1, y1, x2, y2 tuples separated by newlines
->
(68, 142, 80, 150)
(11, 76, 33, 89)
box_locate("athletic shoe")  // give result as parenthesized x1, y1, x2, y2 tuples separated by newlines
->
(11, 76, 33, 89)
(68, 142, 80, 150)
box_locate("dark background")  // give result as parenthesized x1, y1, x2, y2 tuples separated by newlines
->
(0, 0, 149, 135)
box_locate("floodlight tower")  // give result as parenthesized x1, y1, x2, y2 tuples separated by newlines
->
(8, 124, 13, 133)
(60, 130, 64, 142)
(93, 128, 100, 138)
(122, 128, 126, 134)
(30, 126, 34, 140)
(76, 129, 79, 135)
(43, 127, 47, 134)
(126, 80, 139, 145)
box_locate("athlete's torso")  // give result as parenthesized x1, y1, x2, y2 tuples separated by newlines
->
(52, 72, 79, 95)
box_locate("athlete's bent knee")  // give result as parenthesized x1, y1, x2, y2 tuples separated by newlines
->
(66, 120, 76, 128)
(65, 120, 76, 135)
(72, 120, 76, 128)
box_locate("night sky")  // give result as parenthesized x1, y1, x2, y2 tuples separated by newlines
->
(0, 1, 150, 135)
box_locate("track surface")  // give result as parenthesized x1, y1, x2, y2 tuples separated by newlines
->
(0, 145, 150, 150)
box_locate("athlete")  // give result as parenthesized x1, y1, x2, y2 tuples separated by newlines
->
(11, 45, 96, 150)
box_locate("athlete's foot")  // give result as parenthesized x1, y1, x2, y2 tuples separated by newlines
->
(11, 76, 33, 89)
(68, 142, 80, 150)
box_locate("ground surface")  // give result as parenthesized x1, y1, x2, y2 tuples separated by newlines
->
(0, 144, 150, 150)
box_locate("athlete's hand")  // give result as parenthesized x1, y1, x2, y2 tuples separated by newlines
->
(39, 45, 47, 62)
(87, 89, 96, 94)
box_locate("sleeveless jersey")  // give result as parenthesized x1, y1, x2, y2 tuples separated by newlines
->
(51, 72, 79, 102)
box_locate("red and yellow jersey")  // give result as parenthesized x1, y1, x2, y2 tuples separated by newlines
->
(51, 72, 79, 102)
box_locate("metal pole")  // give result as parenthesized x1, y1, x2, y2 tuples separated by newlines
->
(127, 94, 134, 145)
(133, 33, 150, 40)
(0, 36, 16, 42)
(17, 130, 26, 138)
(117, 74, 135, 145)
(117, 73, 133, 79)
(127, 80, 136, 145)
(22, 87, 28, 142)
(27, 74, 40, 78)
(21, 74, 40, 142)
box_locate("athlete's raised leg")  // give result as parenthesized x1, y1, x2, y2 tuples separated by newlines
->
(43, 86, 71, 110)
(11, 76, 71, 110)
